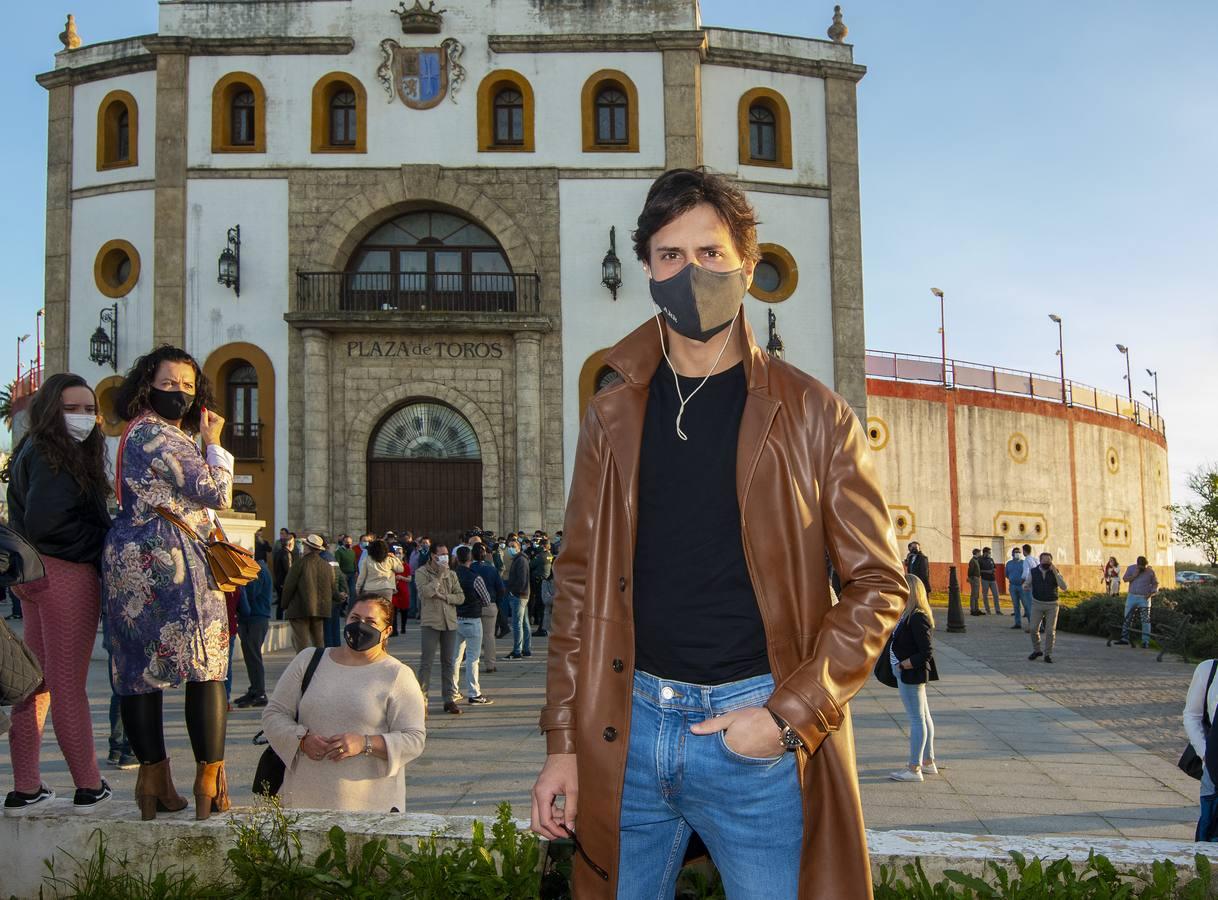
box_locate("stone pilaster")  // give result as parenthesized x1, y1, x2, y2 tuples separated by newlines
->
(824, 74, 867, 421)
(514, 331, 543, 530)
(42, 83, 73, 376)
(153, 51, 188, 348)
(301, 328, 332, 534)
(659, 36, 705, 170)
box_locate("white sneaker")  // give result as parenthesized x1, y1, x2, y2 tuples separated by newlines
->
(888, 768, 924, 782)
(922, 760, 940, 775)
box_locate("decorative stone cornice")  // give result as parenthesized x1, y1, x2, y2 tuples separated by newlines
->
(142, 35, 355, 56)
(71, 179, 156, 201)
(283, 311, 555, 335)
(36, 54, 155, 89)
(489, 30, 705, 55)
(705, 46, 866, 82)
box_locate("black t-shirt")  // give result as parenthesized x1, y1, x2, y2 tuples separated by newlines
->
(632, 359, 770, 685)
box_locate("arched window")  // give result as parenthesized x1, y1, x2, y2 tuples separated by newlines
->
(232, 490, 257, 514)
(224, 362, 261, 460)
(231, 91, 256, 146)
(344, 210, 519, 312)
(748, 105, 776, 161)
(96, 90, 138, 171)
(212, 72, 267, 153)
(311, 72, 368, 153)
(581, 70, 639, 153)
(493, 89, 524, 145)
(476, 70, 535, 152)
(737, 87, 792, 169)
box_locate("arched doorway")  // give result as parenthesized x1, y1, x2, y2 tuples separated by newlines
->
(367, 400, 482, 544)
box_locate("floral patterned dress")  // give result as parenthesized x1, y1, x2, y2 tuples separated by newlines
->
(102, 413, 235, 696)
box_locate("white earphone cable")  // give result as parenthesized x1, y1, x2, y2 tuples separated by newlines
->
(653, 310, 739, 441)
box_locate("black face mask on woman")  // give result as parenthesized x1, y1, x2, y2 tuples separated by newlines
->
(148, 387, 194, 421)
(344, 621, 384, 652)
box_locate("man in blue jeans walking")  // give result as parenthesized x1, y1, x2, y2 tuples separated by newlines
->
(1005, 547, 1028, 629)
(503, 538, 531, 659)
(1118, 556, 1159, 647)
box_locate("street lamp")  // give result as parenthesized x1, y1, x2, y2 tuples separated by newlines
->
(1142, 389, 1157, 415)
(88, 304, 119, 372)
(16, 333, 29, 384)
(601, 226, 623, 301)
(1048, 314, 1066, 404)
(1145, 368, 1159, 415)
(217, 225, 241, 297)
(930, 287, 946, 386)
(766, 308, 785, 359)
(1115, 344, 1133, 403)
(35, 308, 44, 375)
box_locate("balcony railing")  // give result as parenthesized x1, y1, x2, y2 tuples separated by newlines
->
(13, 366, 42, 401)
(865, 350, 1166, 435)
(296, 271, 541, 315)
(223, 421, 263, 461)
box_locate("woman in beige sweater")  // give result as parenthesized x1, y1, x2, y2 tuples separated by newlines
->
(262, 595, 425, 812)
(356, 540, 403, 600)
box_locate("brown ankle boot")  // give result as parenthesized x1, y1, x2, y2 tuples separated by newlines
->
(193, 761, 231, 820)
(133, 759, 188, 821)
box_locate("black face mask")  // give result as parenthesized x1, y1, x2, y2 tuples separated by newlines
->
(344, 621, 384, 652)
(1040, 562, 1052, 570)
(649, 263, 749, 342)
(148, 387, 194, 421)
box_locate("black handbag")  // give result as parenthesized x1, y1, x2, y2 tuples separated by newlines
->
(1180, 660, 1218, 780)
(873, 631, 898, 689)
(252, 648, 324, 796)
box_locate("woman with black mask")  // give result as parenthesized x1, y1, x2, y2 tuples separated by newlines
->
(102, 346, 234, 819)
(3, 374, 113, 816)
(261, 595, 426, 811)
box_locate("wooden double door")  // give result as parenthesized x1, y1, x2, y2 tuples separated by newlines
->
(366, 458, 482, 547)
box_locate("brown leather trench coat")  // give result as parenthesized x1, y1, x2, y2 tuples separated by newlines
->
(540, 316, 907, 899)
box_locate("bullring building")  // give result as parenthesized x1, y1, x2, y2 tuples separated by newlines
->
(36, 0, 867, 543)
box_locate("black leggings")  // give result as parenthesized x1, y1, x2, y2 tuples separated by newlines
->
(120, 681, 228, 765)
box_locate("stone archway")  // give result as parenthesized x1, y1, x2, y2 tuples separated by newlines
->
(345, 379, 503, 536)
(303, 170, 539, 287)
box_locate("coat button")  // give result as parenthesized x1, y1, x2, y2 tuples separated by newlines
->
(618, 577, 627, 591)
(612, 658, 624, 673)
(603, 726, 617, 742)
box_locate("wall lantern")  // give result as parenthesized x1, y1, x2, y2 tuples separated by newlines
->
(89, 303, 118, 372)
(217, 224, 241, 297)
(601, 226, 622, 301)
(766, 308, 785, 359)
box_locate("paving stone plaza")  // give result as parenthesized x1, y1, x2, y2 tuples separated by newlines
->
(0, 601, 1199, 841)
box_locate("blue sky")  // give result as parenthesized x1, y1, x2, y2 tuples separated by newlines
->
(3, 1, 1216, 538)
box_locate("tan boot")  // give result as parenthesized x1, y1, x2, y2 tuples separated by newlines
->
(193, 761, 231, 820)
(133, 758, 188, 821)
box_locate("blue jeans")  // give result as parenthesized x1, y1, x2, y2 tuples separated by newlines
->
(894, 663, 935, 766)
(345, 573, 357, 605)
(324, 602, 343, 648)
(1200, 768, 1217, 842)
(224, 634, 237, 699)
(455, 617, 483, 699)
(1010, 584, 1027, 626)
(617, 670, 803, 899)
(1122, 594, 1150, 644)
(101, 614, 129, 754)
(508, 594, 531, 655)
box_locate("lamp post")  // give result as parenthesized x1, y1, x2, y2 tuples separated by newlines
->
(766, 309, 785, 359)
(88, 304, 119, 372)
(217, 225, 241, 297)
(1142, 389, 1157, 415)
(1145, 368, 1159, 415)
(601, 226, 623, 301)
(1048, 314, 1066, 404)
(930, 287, 946, 386)
(1115, 344, 1133, 402)
(16, 333, 30, 385)
(35, 308, 44, 376)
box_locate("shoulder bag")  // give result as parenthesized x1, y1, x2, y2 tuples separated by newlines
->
(252, 647, 325, 796)
(873, 628, 899, 689)
(1180, 660, 1218, 780)
(116, 420, 259, 591)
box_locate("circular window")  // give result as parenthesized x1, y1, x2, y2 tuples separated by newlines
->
(94, 239, 140, 298)
(1008, 433, 1029, 464)
(1106, 447, 1120, 474)
(748, 243, 798, 303)
(1000, 521, 1009, 532)
(1018, 523, 1026, 533)
(1034, 523, 1042, 533)
(865, 416, 889, 451)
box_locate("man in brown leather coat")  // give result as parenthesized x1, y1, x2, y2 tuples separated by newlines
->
(532, 169, 907, 899)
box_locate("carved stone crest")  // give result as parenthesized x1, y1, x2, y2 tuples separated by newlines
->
(377, 38, 465, 107)
(393, 0, 445, 35)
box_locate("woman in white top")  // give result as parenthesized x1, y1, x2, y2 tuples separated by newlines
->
(356, 540, 403, 601)
(1183, 658, 1218, 841)
(262, 595, 425, 812)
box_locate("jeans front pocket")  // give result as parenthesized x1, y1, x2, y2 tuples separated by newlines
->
(715, 729, 788, 765)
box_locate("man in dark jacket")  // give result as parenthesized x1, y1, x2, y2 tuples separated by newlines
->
(454, 546, 494, 705)
(234, 559, 273, 707)
(504, 538, 532, 658)
(279, 534, 339, 651)
(529, 539, 554, 631)
(271, 533, 294, 620)
(967, 548, 983, 615)
(1028, 552, 1068, 663)
(903, 542, 930, 593)
(472, 543, 506, 671)
(978, 547, 1000, 615)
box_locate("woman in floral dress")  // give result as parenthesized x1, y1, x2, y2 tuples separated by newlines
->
(102, 346, 234, 820)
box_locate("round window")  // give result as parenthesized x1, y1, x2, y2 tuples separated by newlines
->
(753, 260, 782, 294)
(94, 239, 140, 298)
(748, 243, 798, 303)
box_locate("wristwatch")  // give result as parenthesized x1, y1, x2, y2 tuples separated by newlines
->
(768, 710, 804, 752)
(362, 735, 374, 756)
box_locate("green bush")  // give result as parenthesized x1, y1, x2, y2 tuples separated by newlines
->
(1163, 586, 1218, 625)
(1057, 594, 1122, 636)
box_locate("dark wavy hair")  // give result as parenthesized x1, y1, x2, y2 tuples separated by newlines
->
(1, 373, 110, 502)
(113, 345, 214, 435)
(632, 168, 761, 265)
(368, 540, 389, 563)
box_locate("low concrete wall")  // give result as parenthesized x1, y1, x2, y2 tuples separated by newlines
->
(2, 804, 1214, 898)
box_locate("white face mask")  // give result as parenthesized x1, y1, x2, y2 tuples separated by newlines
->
(434, 554, 449, 567)
(64, 413, 97, 442)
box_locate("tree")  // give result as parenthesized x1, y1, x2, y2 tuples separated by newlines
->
(1170, 464, 1218, 566)
(0, 381, 12, 430)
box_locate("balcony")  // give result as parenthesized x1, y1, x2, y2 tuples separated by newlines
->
(295, 271, 541, 316)
(223, 421, 263, 461)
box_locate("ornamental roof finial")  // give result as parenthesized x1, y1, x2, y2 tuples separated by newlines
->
(827, 5, 848, 44)
(60, 13, 81, 50)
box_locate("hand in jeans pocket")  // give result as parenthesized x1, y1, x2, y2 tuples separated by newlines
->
(690, 706, 783, 760)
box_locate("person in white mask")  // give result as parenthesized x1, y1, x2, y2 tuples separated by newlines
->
(3, 374, 114, 816)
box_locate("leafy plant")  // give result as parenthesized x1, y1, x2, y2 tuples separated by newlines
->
(39, 830, 232, 899)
